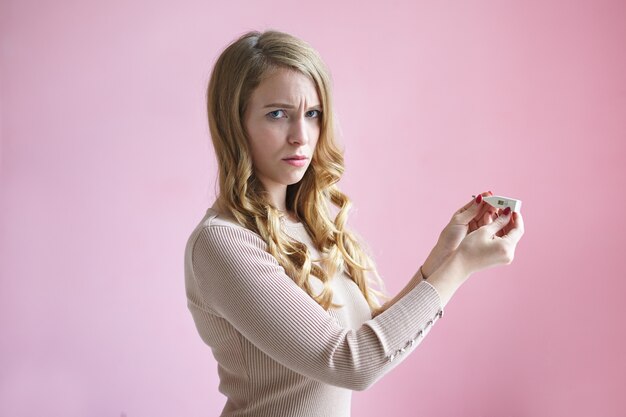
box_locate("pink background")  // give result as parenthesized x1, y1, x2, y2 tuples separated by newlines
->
(1, 0, 625, 416)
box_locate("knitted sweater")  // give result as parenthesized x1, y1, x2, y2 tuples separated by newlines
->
(184, 206, 444, 417)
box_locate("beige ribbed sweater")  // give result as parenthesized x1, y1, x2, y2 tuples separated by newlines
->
(184, 207, 444, 417)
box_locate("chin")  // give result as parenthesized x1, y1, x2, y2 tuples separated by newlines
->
(287, 176, 305, 185)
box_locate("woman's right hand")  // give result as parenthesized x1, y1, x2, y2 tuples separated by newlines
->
(455, 208, 525, 275)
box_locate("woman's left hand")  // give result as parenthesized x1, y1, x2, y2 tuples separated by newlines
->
(421, 191, 497, 278)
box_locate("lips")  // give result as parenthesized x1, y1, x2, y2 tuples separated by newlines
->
(283, 155, 308, 160)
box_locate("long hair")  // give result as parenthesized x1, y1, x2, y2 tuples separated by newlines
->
(206, 29, 386, 312)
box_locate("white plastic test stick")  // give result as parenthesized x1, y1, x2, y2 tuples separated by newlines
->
(482, 195, 522, 213)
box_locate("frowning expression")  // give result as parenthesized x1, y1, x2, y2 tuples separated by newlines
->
(243, 67, 322, 194)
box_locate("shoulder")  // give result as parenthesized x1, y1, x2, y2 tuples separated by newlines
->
(197, 208, 261, 240)
(188, 208, 271, 265)
(201, 206, 250, 230)
(187, 210, 290, 299)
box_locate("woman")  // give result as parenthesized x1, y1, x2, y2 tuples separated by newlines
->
(184, 29, 524, 417)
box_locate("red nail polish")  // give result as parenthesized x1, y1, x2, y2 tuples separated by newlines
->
(503, 207, 511, 215)
(475, 194, 483, 204)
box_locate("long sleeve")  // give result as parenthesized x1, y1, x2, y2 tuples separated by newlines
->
(189, 224, 444, 391)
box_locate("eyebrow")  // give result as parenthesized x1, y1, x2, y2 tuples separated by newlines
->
(262, 103, 322, 109)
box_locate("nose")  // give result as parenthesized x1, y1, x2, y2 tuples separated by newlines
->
(287, 116, 309, 145)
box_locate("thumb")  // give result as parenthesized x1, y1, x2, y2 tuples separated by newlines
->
(454, 197, 483, 224)
(482, 208, 512, 236)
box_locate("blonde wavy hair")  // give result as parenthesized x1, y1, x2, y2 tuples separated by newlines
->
(206, 29, 386, 313)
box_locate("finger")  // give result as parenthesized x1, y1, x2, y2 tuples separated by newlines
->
(456, 201, 482, 224)
(500, 209, 523, 238)
(459, 191, 490, 214)
(503, 212, 525, 242)
(478, 191, 496, 217)
(476, 204, 494, 227)
(482, 209, 513, 237)
(496, 219, 505, 237)
(494, 208, 508, 235)
(501, 210, 518, 236)
(455, 193, 488, 223)
(469, 218, 479, 232)
(480, 210, 492, 227)
(498, 221, 510, 237)
(475, 209, 489, 229)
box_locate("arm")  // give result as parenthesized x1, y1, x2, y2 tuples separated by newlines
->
(373, 267, 424, 318)
(421, 191, 497, 278)
(190, 225, 445, 391)
(374, 192, 494, 317)
(373, 257, 466, 318)
(374, 191, 524, 315)
(417, 208, 526, 307)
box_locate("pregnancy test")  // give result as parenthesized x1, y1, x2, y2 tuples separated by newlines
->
(483, 195, 522, 213)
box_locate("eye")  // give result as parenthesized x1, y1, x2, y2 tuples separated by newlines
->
(306, 110, 322, 118)
(267, 110, 286, 119)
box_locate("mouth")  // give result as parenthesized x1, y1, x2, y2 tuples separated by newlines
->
(282, 158, 308, 167)
(282, 156, 308, 161)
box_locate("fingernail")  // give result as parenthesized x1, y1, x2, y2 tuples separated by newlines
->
(488, 190, 493, 195)
(475, 194, 483, 204)
(503, 207, 511, 215)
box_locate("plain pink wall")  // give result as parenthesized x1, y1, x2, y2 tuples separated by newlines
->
(1, 0, 625, 416)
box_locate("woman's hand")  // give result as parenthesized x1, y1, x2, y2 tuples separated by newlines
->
(456, 209, 525, 274)
(418, 208, 525, 307)
(422, 191, 497, 278)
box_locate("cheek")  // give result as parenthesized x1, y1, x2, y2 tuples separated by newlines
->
(249, 142, 271, 166)
(248, 135, 279, 166)
(247, 124, 277, 152)
(252, 122, 283, 143)
(310, 125, 321, 147)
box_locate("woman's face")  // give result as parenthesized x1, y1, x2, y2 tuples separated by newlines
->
(243, 67, 321, 199)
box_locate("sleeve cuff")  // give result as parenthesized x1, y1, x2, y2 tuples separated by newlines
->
(366, 280, 444, 361)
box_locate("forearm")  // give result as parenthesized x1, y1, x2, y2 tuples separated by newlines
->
(421, 243, 452, 279)
(422, 253, 470, 307)
(373, 267, 424, 317)
(374, 252, 469, 318)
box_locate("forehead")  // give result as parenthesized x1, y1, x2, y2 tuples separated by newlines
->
(249, 67, 319, 105)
